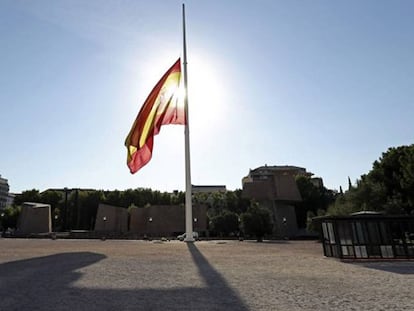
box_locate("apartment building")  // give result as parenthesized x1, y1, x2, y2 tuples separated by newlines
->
(0, 175, 10, 209)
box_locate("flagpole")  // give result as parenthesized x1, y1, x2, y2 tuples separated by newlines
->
(182, 3, 194, 242)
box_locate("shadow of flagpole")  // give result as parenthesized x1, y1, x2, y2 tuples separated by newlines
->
(187, 243, 250, 311)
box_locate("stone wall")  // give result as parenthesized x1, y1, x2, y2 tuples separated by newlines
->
(17, 202, 51, 234)
(93, 204, 207, 237)
(129, 205, 207, 237)
(94, 204, 128, 233)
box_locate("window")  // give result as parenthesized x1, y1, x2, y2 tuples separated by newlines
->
(352, 222, 366, 244)
(327, 222, 335, 244)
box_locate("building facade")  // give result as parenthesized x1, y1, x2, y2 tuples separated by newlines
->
(6, 193, 15, 207)
(242, 165, 318, 238)
(0, 175, 10, 209)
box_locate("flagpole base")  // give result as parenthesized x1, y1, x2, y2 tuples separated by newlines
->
(184, 237, 195, 242)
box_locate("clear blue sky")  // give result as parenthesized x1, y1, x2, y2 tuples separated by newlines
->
(1, 0, 413, 194)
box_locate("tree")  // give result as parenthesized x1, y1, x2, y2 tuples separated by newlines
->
(295, 176, 336, 227)
(368, 145, 414, 214)
(75, 190, 105, 230)
(40, 190, 63, 222)
(14, 189, 41, 206)
(348, 176, 353, 191)
(329, 144, 414, 215)
(104, 190, 122, 207)
(240, 202, 272, 242)
(209, 211, 239, 237)
(0, 206, 21, 231)
(170, 191, 185, 205)
(225, 189, 250, 215)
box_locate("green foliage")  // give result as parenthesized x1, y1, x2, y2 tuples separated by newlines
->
(329, 144, 414, 215)
(104, 190, 122, 207)
(327, 197, 360, 216)
(306, 211, 316, 232)
(306, 209, 326, 232)
(102, 188, 185, 208)
(14, 189, 41, 206)
(74, 190, 105, 230)
(295, 176, 336, 227)
(12, 186, 252, 235)
(209, 210, 239, 236)
(0, 206, 21, 230)
(128, 203, 138, 213)
(196, 189, 249, 220)
(39, 190, 62, 209)
(170, 191, 185, 205)
(194, 189, 250, 237)
(240, 202, 272, 242)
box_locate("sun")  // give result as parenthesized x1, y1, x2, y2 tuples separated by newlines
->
(184, 55, 228, 133)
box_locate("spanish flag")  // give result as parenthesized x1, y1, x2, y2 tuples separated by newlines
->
(125, 59, 185, 173)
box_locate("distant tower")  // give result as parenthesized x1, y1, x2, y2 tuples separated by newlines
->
(0, 175, 10, 209)
(348, 177, 352, 191)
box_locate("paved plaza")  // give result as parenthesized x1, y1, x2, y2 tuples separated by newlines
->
(0, 239, 413, 311)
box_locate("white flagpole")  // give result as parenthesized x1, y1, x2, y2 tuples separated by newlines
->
(182, 3, 194, 242)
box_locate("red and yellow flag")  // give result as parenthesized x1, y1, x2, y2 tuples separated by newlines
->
(125, 58, 185, 173)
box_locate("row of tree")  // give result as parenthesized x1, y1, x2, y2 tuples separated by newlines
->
(1, 186, 273, 240)
(328, 144, 414, 216)
(299, 144, 414, 231)
(7, 188, 186, 232)
(2, 144, 413, 239)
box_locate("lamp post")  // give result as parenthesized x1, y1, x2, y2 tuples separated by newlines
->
(238, 217, 243, 241)
(0, 212, 5, 235)
(148, 217, 153, 240)
(51, 214, 59, 240)
(208, 220, 213, 238)
(63, 187, 69, 231)
(102, 216, 107, 241)
(54, 214, 59, 232)
(193, 217, 198, 241)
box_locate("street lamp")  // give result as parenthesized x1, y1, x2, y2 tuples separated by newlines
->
(193, 217, 197, 232)
(102, 216, 107, 241)
(148, 217, 153, 240)
(0, 213, 5, 234)
(54, 214, 59, 233)
(282, 217, 287, 240)
(51, 214, 59, 240)
(237, 217, 243, 241)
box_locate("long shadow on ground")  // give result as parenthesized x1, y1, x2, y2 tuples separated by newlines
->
(187, 243, 249, 310)
(348, 261, 414, 275)
(0, 246, 250, 311)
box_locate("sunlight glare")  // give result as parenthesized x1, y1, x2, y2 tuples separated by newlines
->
(186, 54, 228, 135)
